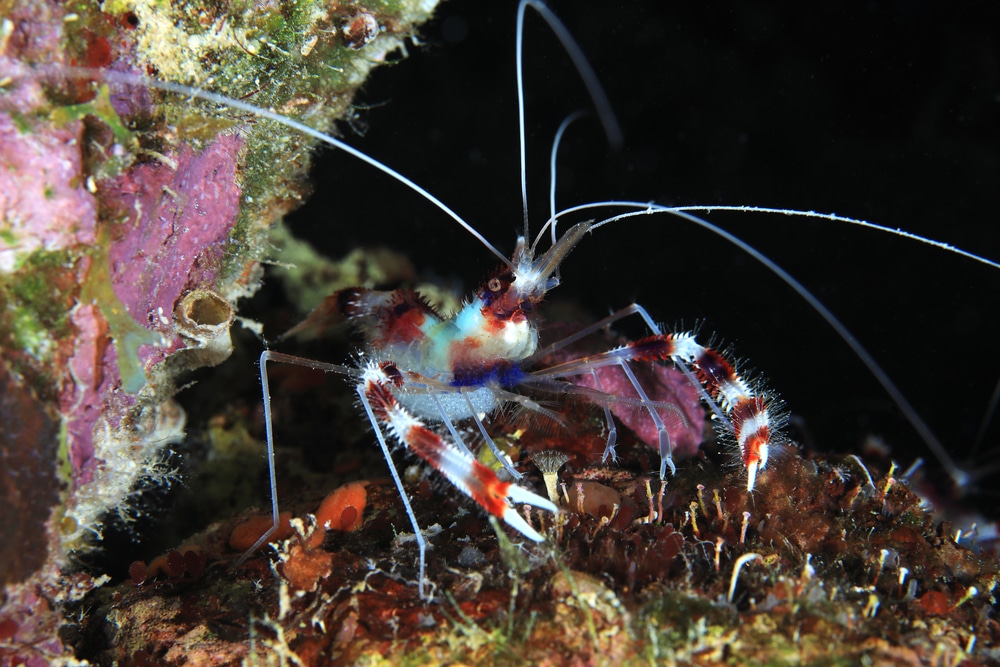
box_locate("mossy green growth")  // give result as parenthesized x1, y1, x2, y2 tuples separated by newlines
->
(268, 222, 420, 313)
(0, 249, 78, 398)
(490, 516, 535, 577)
(74, 0, 439, 296)
(50, 84, 134, 146)
(55, 418, 73, 491)
(80, 225, 165, 394)
(5, 250, 73, 338)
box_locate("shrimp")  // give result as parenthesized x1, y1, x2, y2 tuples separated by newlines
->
(238, 1, 999, 598)
(317, 0, 1000, 496)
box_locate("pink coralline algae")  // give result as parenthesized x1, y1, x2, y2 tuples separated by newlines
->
(61, 304, 114, 488)
(105, 133, 244, 353)
(0, 0, 440, 581)
(44, 132, 242, 494)
(0, 115, 97, 272)
(0, 74, 245, 561)
(35, 132, 243, 506)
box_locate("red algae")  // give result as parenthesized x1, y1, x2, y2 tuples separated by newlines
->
(271, 485, 371, 592)
(917, 590, 952, 616)
(0, 0, 447, 662)
(142, 548, 208, 581)
(281, 544, 334, 592)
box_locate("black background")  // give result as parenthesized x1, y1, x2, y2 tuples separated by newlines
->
(286, 1, 999, 512)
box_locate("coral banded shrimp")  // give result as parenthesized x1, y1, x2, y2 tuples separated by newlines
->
(245, 0, 999, 593)
(329, 0, 999, 499)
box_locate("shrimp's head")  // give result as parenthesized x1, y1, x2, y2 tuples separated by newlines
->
(477, 221, 592, 324)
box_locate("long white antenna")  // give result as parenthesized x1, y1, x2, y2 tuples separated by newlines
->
(516, 0, 623, 240)
(561, 199, 1000, 489)
(23, 65, 515, 269)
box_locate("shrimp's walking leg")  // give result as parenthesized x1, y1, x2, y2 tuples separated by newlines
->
(588, 369, 619, 464)
(359, 361, 557, 596)
(664, 332, 781, 492)
(237, 350, 354, 566)
(615, 358, 678, 478)
(532, 303, 731, 426)
(430, 394, 476, 458)
(461, 393, 524, 481)
(356, 384, 431, 599)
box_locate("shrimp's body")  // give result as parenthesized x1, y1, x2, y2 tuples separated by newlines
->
(227, 1, 1000, 597)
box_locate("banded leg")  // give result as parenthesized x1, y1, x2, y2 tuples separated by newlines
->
(530, 336, 693, 480)
(359, 360, 557, 595)
(531, 303, 730, 426)
(666, 332, 782, 491)
(530, 304, 717, 477)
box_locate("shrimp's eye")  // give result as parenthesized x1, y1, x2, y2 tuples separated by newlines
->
(488, 278, 503, 292)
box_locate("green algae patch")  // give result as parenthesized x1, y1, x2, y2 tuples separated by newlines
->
(50, 84, 133, 145)
(0, 249, 78, 399)
(80, 224, 165, 394)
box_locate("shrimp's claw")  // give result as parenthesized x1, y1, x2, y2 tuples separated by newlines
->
(502, 484, 559, 542)
(746, 459, 760, 493)
(361, 360, 558, 544)
(464, 461, 558, 542)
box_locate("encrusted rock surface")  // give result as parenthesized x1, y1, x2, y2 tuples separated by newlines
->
(0, 0, 439, 663)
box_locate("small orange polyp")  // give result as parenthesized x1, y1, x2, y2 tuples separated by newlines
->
(229, 511, 294, 552)
(307, 481, 369, 549)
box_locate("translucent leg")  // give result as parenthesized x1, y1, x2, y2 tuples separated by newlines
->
(236, 350, 353, 566)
